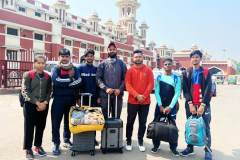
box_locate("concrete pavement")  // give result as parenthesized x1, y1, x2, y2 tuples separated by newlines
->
(0, 85, 239, 160)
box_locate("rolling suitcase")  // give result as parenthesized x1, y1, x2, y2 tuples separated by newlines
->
(71, 93, 96, 156)
(101, 95, 123, 154)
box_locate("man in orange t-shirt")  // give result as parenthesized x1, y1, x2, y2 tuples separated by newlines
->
(125, 49, 154, 152)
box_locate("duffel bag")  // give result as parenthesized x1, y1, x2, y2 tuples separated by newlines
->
(147, 116, 178, 144)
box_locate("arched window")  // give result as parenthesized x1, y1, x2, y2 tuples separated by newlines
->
(127, 7, 131, 15)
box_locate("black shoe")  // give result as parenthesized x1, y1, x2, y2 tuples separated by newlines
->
(63, 140, 72, 149)
(180, 147, 195, 157)
(171, 149, 180, 157)
(52, 144, 61, 156)
(26, 149, 34, 159)
(151, 148, 158, 154)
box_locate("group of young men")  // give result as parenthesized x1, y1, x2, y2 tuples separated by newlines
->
(21, 41, 213, 160)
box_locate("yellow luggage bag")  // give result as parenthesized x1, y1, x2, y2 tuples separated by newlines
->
(69, 93, 104, 134)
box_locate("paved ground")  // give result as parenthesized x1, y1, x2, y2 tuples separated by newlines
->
(0, 85, 240, 160)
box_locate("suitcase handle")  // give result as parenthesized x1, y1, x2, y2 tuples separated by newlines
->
(80, 93, 92, 107)
(107, 93, 118, 118)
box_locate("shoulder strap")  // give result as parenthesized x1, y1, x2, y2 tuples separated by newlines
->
(203, 68, 209, 80)
(28, 70, 35, 80)
(157, 74, 162, 81)
(173, 74, 178, 86)
(55, 66, 61, 76)
(29, 70, 49, 80)
(43, 71, 50, 80)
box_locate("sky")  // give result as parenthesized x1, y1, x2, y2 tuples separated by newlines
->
(41, 0, 240, 61)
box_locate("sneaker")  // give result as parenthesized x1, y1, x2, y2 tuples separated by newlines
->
(180, 147, 195, 157)
(52, 144, 61, 156)
(26, 149, 34, 159)
(33, 146, 47, 157)
(205, 151, 212, 160)
(125, 145, 132, 151)
(63, 140, 72, 149)
(138, 145, 146, 152)
(171, 149, 180, 157)
(151, 147, 158, 154)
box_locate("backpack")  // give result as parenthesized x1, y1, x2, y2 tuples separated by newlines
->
(185, 116, 206, 146)
(19, 70, 49, 107)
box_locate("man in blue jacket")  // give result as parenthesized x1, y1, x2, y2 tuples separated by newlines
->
(78, 49, 99, 107)
(78, 49, 100, 145)
(51, 48, 81, 155)
(96, 42, 127, 119)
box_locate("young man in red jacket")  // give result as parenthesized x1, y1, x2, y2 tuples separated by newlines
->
(125, 49, 154, 152)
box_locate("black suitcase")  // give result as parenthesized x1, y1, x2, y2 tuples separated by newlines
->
(101, 95, 123, 153)
(147, 116, 178, 144)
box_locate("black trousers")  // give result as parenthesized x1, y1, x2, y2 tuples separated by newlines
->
(126, 103, 150, 144)
(100, 95, 123, 119)
(23, 102, 48, 150)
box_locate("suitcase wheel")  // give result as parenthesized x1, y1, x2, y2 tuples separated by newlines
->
(71, 151, 76, 157)
(90, 150, 95, 156)
(119, 148, 123, 153)
(101, 149, 106, 154)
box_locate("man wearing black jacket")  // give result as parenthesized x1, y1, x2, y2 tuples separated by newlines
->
(96, 42, 127, 119)
(181, 50, 213, 160)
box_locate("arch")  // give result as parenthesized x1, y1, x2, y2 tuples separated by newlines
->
(208, 66, 224, 75)
(127, 7, 131, 15)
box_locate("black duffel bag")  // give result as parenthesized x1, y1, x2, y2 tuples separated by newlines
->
(147, 116, 178, 144)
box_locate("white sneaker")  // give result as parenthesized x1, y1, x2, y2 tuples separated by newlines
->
(125, 145, 132, 151)
(139, 145, 146, 152)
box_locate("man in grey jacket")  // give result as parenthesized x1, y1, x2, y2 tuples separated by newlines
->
(96, 42, 127, 119)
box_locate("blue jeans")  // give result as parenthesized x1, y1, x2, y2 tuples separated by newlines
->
(185, 101, 212, 151)
(152, 104, 178, 150)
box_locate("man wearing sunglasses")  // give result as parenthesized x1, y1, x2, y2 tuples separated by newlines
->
(151, 58, 181, 156)
(96, 42, 127, 119)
